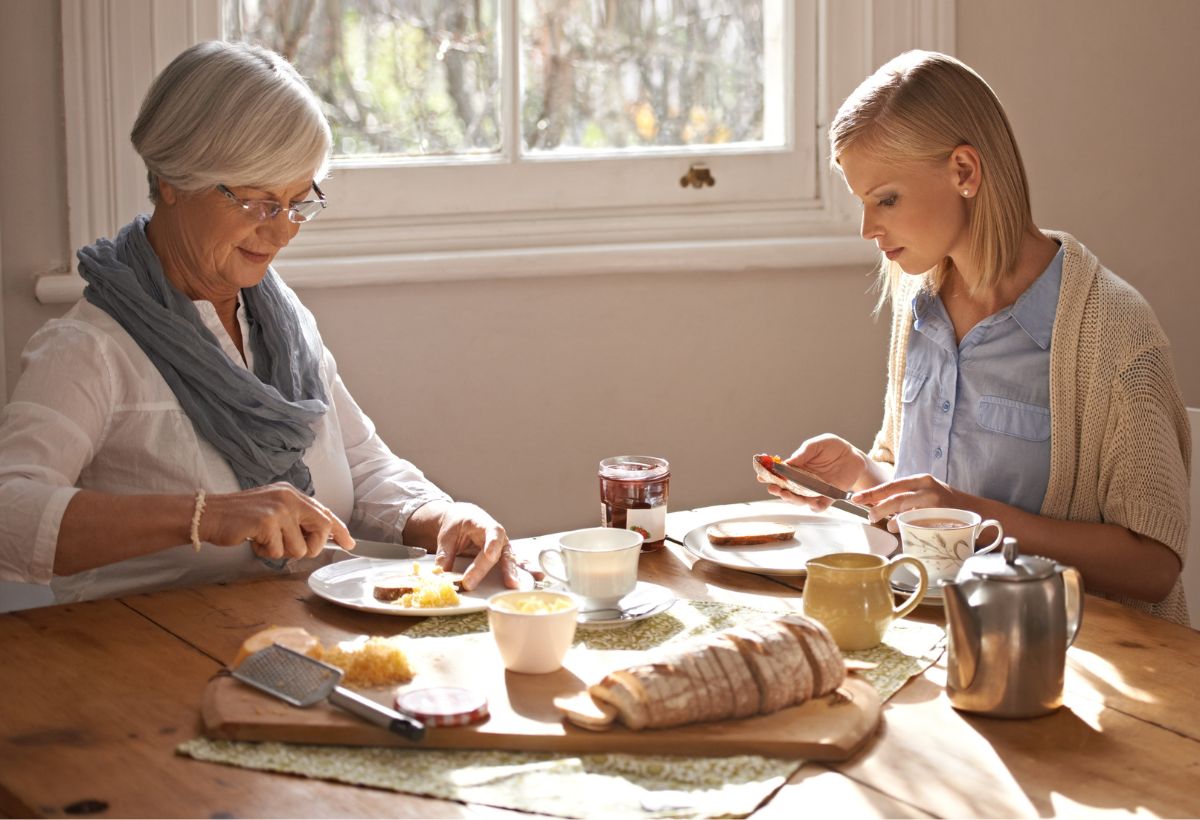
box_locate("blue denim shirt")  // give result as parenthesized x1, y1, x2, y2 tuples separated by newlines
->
(893, 244, 1064, 514)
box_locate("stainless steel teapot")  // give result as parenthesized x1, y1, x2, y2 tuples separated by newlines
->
(941, 537, 1083, 718)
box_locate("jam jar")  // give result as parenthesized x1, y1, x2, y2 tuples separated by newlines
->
(598, 456, 670, 552)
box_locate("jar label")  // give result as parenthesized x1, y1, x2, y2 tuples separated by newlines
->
(624, 505, 666, 544)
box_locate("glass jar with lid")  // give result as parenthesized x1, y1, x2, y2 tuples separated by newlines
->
(598, 455, 670, 552)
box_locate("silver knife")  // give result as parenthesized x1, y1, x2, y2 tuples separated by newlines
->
(323, 539, 427, 560)
(766, 459, 873, 520)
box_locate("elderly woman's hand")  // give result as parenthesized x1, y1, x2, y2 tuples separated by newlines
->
(201, 482, 354, 560)
(406, 500, 541, 591)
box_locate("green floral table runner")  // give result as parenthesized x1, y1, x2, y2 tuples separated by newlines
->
(179, 601, 945, 818)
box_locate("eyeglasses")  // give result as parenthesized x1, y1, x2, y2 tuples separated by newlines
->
(217, 181, 327, 223)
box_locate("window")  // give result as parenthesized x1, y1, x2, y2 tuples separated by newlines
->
(227, 1, 781, 160)
(38, 0, 953, 303)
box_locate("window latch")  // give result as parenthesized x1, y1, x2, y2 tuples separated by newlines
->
(679, 163, 716, 189)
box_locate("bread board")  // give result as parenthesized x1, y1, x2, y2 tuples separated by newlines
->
(202, 632, 882, 760)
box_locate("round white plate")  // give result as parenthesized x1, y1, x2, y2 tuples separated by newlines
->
(890, 563, 945, 606)
(681, 513, 897, 576)
(308, 556, 532, 616)
(573, 581, 676, 629)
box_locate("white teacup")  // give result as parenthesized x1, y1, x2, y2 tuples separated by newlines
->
(538, 527, 643, 608)
(896, 508, 1004, 585)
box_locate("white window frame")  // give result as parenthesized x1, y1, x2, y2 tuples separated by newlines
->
(36, 0, 954, 304)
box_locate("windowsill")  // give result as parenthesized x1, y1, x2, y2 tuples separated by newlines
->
(34, 235, 878, 304)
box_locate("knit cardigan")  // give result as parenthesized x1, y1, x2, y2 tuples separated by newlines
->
(868, 231, 1192, 624)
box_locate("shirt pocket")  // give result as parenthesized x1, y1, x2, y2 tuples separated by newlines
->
(977, 395, 1051, 442)
(902, 371, 929, 405)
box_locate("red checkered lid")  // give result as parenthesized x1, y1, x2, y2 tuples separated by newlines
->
(395, 686, 489, 727)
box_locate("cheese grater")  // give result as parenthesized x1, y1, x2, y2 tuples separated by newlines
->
(232, 644, 425, 741)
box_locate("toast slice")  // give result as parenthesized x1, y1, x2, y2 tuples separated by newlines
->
(706, 520, 796, 546)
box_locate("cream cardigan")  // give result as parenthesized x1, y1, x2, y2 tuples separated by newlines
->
(869, 231, 1191, 624)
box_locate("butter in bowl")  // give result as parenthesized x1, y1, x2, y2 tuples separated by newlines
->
(487, 590, 579, 674)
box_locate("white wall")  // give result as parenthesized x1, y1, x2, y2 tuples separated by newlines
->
(956, 0, 1199, 403)
(2, 1, 1197, 544)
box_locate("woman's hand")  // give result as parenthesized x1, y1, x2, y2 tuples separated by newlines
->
(851, 473, 962, 530)
(411, 501, 543, 591)
(201, 482, 354, 560)
(762, 434, 878, 511)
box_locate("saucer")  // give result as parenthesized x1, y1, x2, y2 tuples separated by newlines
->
(890, 564, 945, 607)
(573, 581, 676, 629)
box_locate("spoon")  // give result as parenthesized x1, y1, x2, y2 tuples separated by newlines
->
(579, 599, 664, 621)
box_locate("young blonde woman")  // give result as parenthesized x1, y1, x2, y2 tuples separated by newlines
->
(768, 51, 1191, 624)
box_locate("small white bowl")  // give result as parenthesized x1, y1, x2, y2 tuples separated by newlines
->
(487, 590, 579, 674)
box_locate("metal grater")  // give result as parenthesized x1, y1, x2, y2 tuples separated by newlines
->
(233, 644, 342, 707)
(231, 644, 425, 741)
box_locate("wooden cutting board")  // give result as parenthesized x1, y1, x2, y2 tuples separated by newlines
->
(202, 632, 882, 760)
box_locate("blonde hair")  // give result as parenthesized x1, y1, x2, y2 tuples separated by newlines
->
(830, 50, 1032, 306)
(131, 41, 331, 202)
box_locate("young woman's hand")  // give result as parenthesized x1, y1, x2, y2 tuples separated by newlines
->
(761, 434, 877, 511)
(851, 473, 963, 530)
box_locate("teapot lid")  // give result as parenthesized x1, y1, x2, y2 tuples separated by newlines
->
(965, 537, 1056, 582)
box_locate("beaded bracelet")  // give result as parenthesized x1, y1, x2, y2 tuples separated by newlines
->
(190, 489, 207, 552)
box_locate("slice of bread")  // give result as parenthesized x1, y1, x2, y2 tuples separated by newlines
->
(706, 520, 796, 546)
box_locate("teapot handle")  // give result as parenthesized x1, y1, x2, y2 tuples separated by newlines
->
(1062, 567, 1084, 647)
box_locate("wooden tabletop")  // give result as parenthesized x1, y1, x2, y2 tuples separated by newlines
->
(1, 500, 1198, 818)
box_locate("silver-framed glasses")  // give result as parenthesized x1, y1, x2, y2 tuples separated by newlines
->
(218, 180, 327, 223)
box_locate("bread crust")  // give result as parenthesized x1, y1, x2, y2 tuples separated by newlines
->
(708, 635, 761, 719)
(779, 614, 846, 696)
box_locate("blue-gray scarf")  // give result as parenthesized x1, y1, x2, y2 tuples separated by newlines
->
(78, 215, 328, 494)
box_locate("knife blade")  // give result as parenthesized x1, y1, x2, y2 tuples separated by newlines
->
(324, 539, 428, 560)
(760, 457, 873, 519)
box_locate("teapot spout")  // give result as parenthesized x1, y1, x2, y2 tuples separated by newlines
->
(941, 579, 980, 692)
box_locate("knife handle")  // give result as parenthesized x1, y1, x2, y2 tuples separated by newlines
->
(330, 686, 425, 741)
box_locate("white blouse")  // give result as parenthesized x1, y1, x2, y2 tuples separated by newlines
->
(0, 298, 450, 602)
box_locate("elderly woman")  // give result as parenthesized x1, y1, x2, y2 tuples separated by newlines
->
(0, 40, 525, 602)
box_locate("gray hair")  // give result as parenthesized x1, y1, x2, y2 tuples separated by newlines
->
(131, 40, 331, 202)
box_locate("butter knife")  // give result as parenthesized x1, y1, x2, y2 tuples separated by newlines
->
(763, 459, 873, 520)
(324, 539, 427, 560)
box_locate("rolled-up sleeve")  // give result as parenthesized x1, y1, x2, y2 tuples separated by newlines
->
(324, 349, 451, 542)
(0, 322, 114, 583)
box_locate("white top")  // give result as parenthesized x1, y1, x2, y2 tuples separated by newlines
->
(0, 298, 450, 603)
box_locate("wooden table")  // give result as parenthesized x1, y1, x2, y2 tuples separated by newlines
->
(1, 500, 1198, 818)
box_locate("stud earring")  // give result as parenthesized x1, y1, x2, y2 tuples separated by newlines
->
(962, 189, 970, 197)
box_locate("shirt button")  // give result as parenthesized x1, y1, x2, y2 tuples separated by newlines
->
(934, 447, 943, 459)
(941, 400, 951, 413)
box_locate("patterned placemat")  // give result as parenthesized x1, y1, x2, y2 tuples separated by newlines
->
(179, 601, 945, 818)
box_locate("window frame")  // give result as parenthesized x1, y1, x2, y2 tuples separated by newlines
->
(37, 0, 954, 303)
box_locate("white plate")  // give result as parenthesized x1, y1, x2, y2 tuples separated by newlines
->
(681, 513, 897, 576)
(890, 563, 945, 605)
(573, 581, 676, 629)
(308, 556, 532, 616)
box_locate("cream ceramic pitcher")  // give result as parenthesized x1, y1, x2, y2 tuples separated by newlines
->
(803, 553, 928, 650)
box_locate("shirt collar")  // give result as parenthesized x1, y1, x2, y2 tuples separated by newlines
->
(1009, 243, 1064, 350)
(909, 245, 1064, 351)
